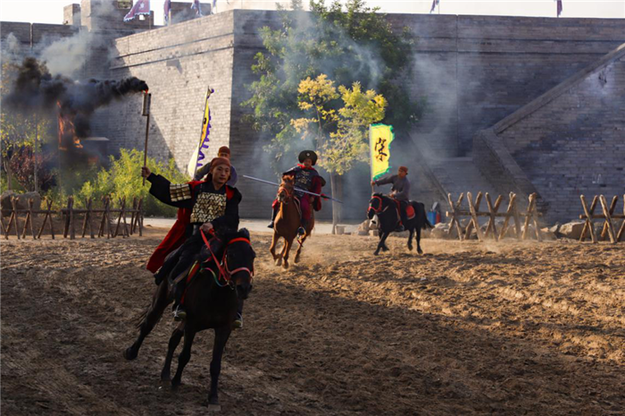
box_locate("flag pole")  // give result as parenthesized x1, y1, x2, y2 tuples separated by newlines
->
(142, 91, 151, 186)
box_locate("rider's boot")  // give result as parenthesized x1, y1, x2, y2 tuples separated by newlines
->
(267, 206, 278, 228)
(395, 203, 407, 232)
(297, 218, 307, 235)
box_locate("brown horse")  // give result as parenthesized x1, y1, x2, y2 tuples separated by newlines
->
(269, 176, 314, 269)
(124, 229, 255, 406)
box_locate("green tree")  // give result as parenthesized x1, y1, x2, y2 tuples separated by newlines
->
(244, 0, 423, 226)
(77, 149, 189, 217)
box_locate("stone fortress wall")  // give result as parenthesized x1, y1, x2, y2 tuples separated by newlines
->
(2, 2, 624, 221)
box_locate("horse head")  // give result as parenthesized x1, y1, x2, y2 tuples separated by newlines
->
(222, 228, 255, 299)
(277, 175, 295, 204)
(367, 193, 386, 220)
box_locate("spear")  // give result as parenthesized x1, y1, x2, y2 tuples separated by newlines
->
(242, 175, 343, 204)
(142, 91, 151, 186)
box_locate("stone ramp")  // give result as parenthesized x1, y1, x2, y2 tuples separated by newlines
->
(430, 156, 501, 205)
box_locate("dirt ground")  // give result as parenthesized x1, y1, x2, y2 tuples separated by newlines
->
(1, 230, 624, 415)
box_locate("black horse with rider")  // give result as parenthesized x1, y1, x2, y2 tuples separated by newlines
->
(370, 166, 432, 255)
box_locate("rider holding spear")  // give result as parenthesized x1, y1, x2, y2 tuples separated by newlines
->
(267, 150, 327, 235)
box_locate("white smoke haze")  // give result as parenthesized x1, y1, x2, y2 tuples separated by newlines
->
(243, 8, 417, 219)
(38, 30, 96, 78)
(2, 33, 23, 63)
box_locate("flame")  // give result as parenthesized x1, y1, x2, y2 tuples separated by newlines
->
(57, 101, 82, 150)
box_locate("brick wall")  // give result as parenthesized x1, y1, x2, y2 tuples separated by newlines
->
(488, 53, 625, 222)
(386, 14, 625, 156)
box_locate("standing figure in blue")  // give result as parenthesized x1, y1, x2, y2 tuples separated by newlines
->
(371, 165, 410, 232)
(268, 150, 326, 235)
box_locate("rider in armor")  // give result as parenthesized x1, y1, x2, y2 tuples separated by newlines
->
(142, 157, 243, 323)
(371, 166, 410, 232)
(268, 150, 326, 235)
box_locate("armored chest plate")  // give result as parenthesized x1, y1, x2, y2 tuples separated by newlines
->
(295, 170, 313, 191)
(190, 192, 227, 224)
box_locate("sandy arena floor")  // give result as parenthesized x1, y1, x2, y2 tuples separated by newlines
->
(1, 230, 624, 415)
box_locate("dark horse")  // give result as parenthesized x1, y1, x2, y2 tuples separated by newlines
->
(124, 229, 255, 406)
(367, 193, 432, 256)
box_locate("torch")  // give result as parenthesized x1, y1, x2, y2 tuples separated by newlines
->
(142, 91, 151, 185)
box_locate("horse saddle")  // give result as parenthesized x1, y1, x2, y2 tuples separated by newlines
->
(393, 200, 416, 220)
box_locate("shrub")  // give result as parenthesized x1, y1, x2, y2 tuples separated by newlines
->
(77, 149, 189, 217)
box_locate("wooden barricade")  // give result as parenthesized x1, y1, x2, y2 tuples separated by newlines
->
(579, 194, 625, 244)
(1, 196, 143, 240)
(445, 192, 542, 241)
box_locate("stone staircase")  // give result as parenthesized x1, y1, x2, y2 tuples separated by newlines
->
(429, 156, 501, 206)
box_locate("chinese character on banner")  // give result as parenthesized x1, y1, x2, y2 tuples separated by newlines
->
(369, 124, 395, 181)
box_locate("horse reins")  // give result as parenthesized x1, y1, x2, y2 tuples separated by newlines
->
(200, 230, 254, 286)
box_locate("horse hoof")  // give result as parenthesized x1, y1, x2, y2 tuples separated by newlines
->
(408, 245, 413, 251)
(160, 373, 171, 383)
(373, 251, 379, 256)
(418, 248, 423, 255)
(171, 378, 181, 389)
(123, 347, 137, 361)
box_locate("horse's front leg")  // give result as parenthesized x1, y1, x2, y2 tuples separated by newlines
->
(408, 228, 414, 251)
(374, 231, 387, 255)
(281, 238, 293, 269)
(380, 231, 391, 253)
(208, 325, 232, 406)
(161, 322, 185, 382)
(124, 281, 171, 361)
(171, 328, 197, 388)
(269, 231, 280, 262)
(294, 235, 306, 263)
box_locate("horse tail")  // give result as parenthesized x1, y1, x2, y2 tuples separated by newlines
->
(136, 281, 167, 329)
(413, 201, 433, 229)
(424, 216, 433, 229)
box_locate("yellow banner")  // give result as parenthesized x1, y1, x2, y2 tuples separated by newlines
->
(187, 87, 213, 177)
(369, 124, 394, 180)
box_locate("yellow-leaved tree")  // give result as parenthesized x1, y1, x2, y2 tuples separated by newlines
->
(291, 74, 387, 231)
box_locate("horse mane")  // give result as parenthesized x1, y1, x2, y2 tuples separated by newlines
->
(221, 228, 251, 243)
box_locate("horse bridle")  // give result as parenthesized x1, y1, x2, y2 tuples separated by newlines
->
(201, 231, 254, 287)
(278, 184, 294, 204)
(368, 195, 388, 215)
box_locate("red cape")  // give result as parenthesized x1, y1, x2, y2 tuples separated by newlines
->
(146, 180, 202, 273)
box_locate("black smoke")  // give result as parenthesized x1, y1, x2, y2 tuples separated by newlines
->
(6, 57, 148, 140)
